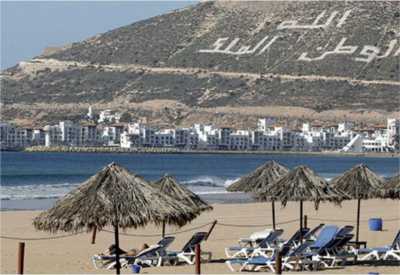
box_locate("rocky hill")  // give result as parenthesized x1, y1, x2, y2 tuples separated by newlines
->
(1, 1, 399, 127)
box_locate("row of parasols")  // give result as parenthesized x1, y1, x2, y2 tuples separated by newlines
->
(227, 161, 399, 244)
(32, 161, 399, 274)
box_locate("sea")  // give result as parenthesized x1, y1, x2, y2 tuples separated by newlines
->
(1, 152, 399, 210)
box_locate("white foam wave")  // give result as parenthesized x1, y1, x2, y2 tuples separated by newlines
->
(181, 176, 237, 187)
(0, 183, 80, 200)
(224, 178, 240, 187)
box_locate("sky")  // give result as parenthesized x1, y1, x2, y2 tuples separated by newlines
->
(1, 1, 196, 69)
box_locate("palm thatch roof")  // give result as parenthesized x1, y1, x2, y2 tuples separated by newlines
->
(33, 163, 197, 233)
(152, 175, 213, 213)
(330, 164, 385, 200)
(256, 165, 346, 209)
(227, 161, 289, 192)
(381, 174, 400, 199)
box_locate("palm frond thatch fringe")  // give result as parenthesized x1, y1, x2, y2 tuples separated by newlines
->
(33, 163, 198, 233)
(152, 175, 213, 213)
(256, 165, 346, 209)
(330, 164, 385, 199)
(227, 160, 289, 192)
(382, 174, 400, 199)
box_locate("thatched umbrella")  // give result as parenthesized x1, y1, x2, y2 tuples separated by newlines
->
(256, 165, 346, 242)
(33, 163, 197, 274)
(227, 161, 289, 229)
(152, 175, 213, 237)
(330, 164, 385, 242)
(381, 174, 400, 199)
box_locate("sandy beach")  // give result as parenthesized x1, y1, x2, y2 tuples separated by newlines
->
(1, 199, 399, 274)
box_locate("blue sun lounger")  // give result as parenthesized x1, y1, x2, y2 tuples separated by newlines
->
(311, 225, 354, 267)
(281, 227, 310, 247)
(226, 225, 342, 272)
(357, 230, 400, 261)
(308, 225, 339, 252)
(303, 223, 325, 242)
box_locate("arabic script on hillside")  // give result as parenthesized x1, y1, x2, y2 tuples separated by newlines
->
(198, 9, 400, 63)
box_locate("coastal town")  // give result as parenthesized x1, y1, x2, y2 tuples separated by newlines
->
(1, 107, 399, 153)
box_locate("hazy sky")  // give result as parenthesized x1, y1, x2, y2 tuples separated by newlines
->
(1, 1, 196, 69)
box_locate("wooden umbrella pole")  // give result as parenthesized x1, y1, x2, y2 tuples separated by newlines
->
(114, 224, 121, 275)
(113, 205, 121, 275)
(272, 200, 276, 230)
(162, 221, 166, 238)
(356, 198, 361, 243)
(91, 226, 97, 244)
(299, 200, 303, 243)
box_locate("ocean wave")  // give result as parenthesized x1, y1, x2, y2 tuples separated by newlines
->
(0, 182, 80, 201)
(0, 176, 240, 200)
(181, 176, 239, 188)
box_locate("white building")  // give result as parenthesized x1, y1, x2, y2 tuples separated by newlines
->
(141, 127, 156, 147)
(174, 128, 198, 149)
(120, 131, 141, 148)
(0, 122, 10, 148)
(153, 129, 175, 147)
(257, 118, 276, 132)
(101, 125, 124, 146)
(251, 131, 282, 151)
(193, 124, 218, 149)
(79, 124, 98, 146)
(338, 122, 354, 134)
(32, 129, 45, 146)
(0, 123, 34, 148)
(86, 106, 94, 120)
(229, 130, 251, 150)
(44, 125, 62, 147)
(59, 121, 80, 146)
(217, 127, 232, 149)
(387, 118, 400, 151)
(362, 136, 391, 152)
(98, 110, 121, 124)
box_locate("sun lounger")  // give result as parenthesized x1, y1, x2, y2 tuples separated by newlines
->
(303, 223, 325, 242)
(92, 236, 175, 269)
(311, 225, 354, 267)
(357, 230, 400, 261)
(280, 228, 310, 247)
(157, 236, 175, 248)
(238, 229, 273, 247)
(91, 244, 163, 269)
(225, 229, 284, 258)
(226, 240, 314, 272)
(226, 225, 349, 272)
(166, 232, 212, 265)
(308, 225, 339, 252)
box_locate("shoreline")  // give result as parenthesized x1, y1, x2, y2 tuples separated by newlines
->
(0, 192, 254, 211)
(22, 146, 400, 158)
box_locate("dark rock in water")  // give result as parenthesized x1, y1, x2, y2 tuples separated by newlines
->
(1, 1, 399, 126)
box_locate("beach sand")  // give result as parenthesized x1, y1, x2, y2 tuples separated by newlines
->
(1, 199, 399, 274)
